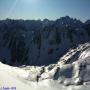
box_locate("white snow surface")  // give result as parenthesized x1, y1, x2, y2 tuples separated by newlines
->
(0, 62, 90, 90)
(0, 43, 90, 90)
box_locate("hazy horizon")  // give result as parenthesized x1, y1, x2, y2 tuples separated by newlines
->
(0, 0, 90, 21)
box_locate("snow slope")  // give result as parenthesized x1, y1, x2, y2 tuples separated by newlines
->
(1, 43, 90, 90)
(0, 62, 90, 90)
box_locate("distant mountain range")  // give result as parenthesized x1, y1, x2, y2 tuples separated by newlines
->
(0, 16, 90, 66)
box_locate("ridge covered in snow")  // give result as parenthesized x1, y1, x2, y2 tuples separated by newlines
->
(17, 43, 90, 86)
(0, 16, 90, 90)
(0, 43, 90, 90)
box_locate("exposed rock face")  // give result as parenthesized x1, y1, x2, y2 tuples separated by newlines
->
(0, 16, 90, 66)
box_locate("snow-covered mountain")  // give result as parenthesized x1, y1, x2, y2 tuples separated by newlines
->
(15, 42, 90, 86)
(0, 16, 90, 66)
(0, 42, 90, 90)
(0, 16, 90, 89)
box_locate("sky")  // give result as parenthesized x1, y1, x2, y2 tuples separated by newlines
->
(0, 0, 90, 21)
